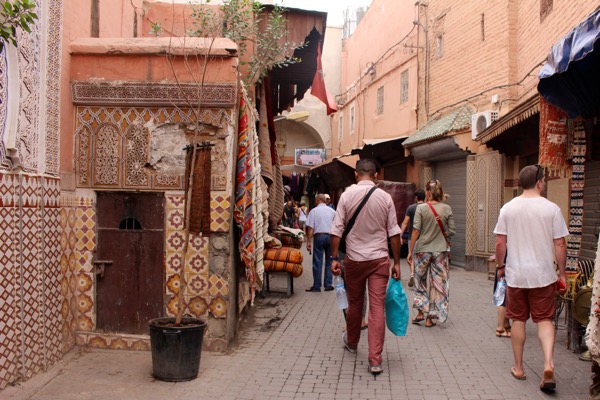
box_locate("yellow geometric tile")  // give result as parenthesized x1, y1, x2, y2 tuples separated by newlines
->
(166, 208, 185, 231)
(166, 193, 185, 211)
(165, 250, 182, 275)
(210, 193, 231, 233)
(187, 273, 209, 297)
(208, 274, 229, 297)
(208, 296, 227, 318)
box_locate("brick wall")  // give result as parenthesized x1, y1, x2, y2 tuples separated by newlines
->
(424, 0, 598, 122)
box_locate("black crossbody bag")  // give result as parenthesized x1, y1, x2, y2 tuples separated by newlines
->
(339, 186, 378, 255)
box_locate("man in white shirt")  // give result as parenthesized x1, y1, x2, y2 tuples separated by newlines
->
(306, 194, 337, 292)
(494, 164, 568, 392)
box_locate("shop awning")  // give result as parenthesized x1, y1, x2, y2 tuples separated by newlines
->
(402, 106, 473, 148)
(351, 135, 409, 165)
(478, 95, 540, 144)
(538, 9, 600, 118)
(310, 157, 356, 190)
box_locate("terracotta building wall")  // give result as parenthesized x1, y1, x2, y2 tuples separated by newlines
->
(423, 0, 598, 123)
(514, 0, 598, 102)
(332, 0, 418, 156)
(424, 0, 512, 120)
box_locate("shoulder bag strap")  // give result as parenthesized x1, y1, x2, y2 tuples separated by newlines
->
(342, 186, 378, 241)
(427, 202, 449, 244)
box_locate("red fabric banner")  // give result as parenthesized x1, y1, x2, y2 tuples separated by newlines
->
(539, 95, 570, 177)
(311, 43, 337, 115)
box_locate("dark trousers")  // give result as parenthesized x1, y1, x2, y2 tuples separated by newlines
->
(312, 234, 332, 290)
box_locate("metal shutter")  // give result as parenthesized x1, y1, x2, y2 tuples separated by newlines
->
(435, 158, 467, 267)
(581, 160, 600, 261)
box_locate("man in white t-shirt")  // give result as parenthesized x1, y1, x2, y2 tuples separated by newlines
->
(494, 164, 569, 392)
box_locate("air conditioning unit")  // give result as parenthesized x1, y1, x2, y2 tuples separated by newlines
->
(471, 111, 498, 140)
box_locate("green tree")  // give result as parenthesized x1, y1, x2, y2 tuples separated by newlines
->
(0, 0, 37, 50)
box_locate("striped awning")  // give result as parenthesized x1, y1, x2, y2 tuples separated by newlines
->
(478, 95, 540, 144)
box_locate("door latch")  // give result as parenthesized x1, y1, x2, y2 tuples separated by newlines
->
(93, 260, 113, 278)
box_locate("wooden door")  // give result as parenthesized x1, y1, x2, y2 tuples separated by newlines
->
(96, 192, 165, 334)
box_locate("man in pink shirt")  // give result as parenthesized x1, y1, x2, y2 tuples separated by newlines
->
(330, 159, 401, 376)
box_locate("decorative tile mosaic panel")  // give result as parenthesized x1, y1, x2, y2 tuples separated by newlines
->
(209, 296, 227, 319)
(18, 202, 44, 378)
(72, 81, 237, 109)
(0, 202, 19, 387)
(74, 107, 234, 191)
(0, 0, 64, 388)
(210, 193, 231, 233)
(76, 332, 150, 351)
(41, 179, 63, 365)
(466, 158, 476, 255)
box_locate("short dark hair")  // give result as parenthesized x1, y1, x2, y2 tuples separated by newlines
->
(519, 165, 543, 189)
(415, 188, 425, 201)
(356, 159, 377, 177)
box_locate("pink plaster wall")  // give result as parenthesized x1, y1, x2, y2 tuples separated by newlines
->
(331, 0, 419, 157)
(70, 38, 238, 83)
(60, 0, 92, 179)
(61, 1, 239, 180)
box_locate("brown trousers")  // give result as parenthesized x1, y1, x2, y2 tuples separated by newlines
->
(344, 256, 390, 366)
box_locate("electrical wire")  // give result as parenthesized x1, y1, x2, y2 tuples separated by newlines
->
(428, 60, 545, 118)
(335, 25, 417, 101)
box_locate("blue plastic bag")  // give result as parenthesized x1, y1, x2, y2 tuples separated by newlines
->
(385, 278, 409, 336)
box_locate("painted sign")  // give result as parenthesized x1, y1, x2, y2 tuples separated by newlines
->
(295, 148, 326, 166)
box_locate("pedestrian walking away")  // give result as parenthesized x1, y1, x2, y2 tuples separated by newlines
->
(330, 159, 402, 376)
(494, 164, 569, 392)
(282, 199, 295, 228)
(305, 194, 337, 292)
(298, 201, 308, 233)
(400, 188, 425, 288)
(408, 180, 455, 328)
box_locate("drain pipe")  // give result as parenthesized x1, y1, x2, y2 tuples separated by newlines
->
(413, 17, 429, 118)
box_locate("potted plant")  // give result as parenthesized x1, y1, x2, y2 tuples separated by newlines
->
(149, 143, 209, 382)
(144, 0, 299, 381)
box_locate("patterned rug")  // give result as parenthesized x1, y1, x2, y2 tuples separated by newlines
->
(566, 119, 586, 272)
(539, 96, 570, 178)
(235, 88, 256, 298)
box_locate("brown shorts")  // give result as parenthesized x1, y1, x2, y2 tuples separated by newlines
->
(505, 283, 556, 323)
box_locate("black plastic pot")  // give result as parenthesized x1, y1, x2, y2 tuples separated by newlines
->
(148, 317, 207, 382)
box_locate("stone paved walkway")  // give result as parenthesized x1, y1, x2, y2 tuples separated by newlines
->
(4, 249, 592, 399)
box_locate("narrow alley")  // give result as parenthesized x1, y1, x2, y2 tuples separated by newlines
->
(4, 250, 592, 400)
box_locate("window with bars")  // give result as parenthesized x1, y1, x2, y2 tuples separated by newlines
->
(400, 70, 409, 104)
(338, 112, 344, 141)
(376, 86, 384, 115)
(540, 0, 553, 22)
(350, 106, 355, 134)
(436, 34, 444, 58)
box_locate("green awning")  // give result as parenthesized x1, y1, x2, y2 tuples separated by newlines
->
(402, 106, 473, 147)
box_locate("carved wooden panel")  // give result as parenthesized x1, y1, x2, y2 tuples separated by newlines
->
(75, 107, 233, 191)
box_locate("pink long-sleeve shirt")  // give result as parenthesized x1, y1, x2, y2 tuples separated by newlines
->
(331, 180, 401, 262)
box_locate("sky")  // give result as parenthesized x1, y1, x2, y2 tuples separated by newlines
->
(171, 0, 373, 26)
(273, 0, 373, 25)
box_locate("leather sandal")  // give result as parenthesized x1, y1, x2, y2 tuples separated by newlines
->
(495, 328, 511, 338)
(540, 370, 556, 391)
